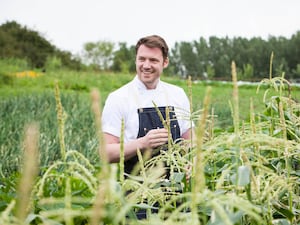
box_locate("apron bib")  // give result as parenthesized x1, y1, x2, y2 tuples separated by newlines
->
(124, 106, 180, 175)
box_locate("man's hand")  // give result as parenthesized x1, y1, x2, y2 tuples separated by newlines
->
(139, 128, 169, 149)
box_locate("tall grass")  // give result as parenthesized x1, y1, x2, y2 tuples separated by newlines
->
(0, 90, 100, 176)
(0, 60, 300, 224)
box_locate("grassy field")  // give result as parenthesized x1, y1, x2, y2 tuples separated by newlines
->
(0, 68, 300, 224)
(1, 70, 300, 173)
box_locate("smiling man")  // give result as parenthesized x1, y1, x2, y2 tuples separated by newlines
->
(101, 35, 193, 175)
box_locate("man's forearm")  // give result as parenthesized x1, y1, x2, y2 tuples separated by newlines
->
(104, 139, 144, 163)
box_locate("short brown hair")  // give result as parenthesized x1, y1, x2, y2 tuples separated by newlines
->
(135, 35, 169, 60)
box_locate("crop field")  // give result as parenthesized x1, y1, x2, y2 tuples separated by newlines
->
(0, 64, 300, 224)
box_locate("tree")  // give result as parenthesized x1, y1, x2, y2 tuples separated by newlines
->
(194, 37, 210, 79)
(111, 42, 135, 73)
(287, 31, 300, 79)
(82, 40, 114, 70)
(0, 21, 55, 68)
(208, 36, 231, 79)
(172, 42, 200, 79)
(0, 20, 83, 70)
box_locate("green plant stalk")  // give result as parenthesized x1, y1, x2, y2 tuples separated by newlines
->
(15, 123, 39, 222)
(187, 75, 194, 150)
(240, 150, 259, 199)
(136, 148, 146, 178)
(65, 150, 96, 173)
(91, 89, 108, 166)
(165, 105, 172, 151)
(191, 86, 211, 221)
(36, 161, 60, 197)
(279, 72, 285, 97)
(152, 102, 174, 178)
(249, 97, 261, 194)
(269, 52, 274, 80)
(0, 200, 17, 224)
(269, 53, 275, 137)
(136, 149, 155, 218)
(250, 98, 256, 135)
(90, 177, 108, 223)
(209, 107, 215, 140)
(210, 200, 233, 225)
(278, 101, 293, 214)
(231, 61, 242, 190)
(152, 101, 169, 131)
(55, 81, 66, 159)
(231, 61, 239, 135)
(90, 89, 110, 225)
(64, 177, 73, 225)
(206, 109, 217, 191)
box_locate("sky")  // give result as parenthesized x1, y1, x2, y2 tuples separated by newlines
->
(1, 0, 300, 55)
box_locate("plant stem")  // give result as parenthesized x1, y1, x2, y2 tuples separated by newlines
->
(55, 81, 66, 159)
(191, 86, 211, 222)
(15, 123, 39, 222)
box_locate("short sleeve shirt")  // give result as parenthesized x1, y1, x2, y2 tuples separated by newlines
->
(101, 76, 192, 143)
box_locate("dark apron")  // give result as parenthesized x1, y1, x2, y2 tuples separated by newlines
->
(124, 106, 180, 175)
(125, 106, 181, 220)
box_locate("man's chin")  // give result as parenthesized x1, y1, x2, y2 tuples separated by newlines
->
(141, 75, 152, 82)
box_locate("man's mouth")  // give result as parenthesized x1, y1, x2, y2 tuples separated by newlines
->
(142, 70, 152, 75)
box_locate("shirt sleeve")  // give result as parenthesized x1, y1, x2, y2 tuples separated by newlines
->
(101, 93, 124, 138)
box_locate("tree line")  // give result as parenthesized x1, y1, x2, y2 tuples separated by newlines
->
(1, 21, 300, 81)
(0, 21, 82, 70)
(168, 34, 300, 81)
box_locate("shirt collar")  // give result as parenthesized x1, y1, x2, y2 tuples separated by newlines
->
(134, 75, 161, 91)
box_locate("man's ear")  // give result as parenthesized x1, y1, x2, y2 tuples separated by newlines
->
(163, 57, 169, 68)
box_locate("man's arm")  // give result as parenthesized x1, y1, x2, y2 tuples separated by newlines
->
(103, 128, 169, 163)
(181, 128, 194, 140)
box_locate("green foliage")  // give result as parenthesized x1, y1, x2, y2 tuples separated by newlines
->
(0, 72, 13, 86)
(241, 63, 254, 80)
(0, 58, 29, 72)
(170, 33, 300, 81)
(111, 42, 135, 73)
(0, 21, 82, 70)
(82, 40, 114, 70)
(1, 21, 300, 82)
(1, 58, 300, 223)
(45, 56, 62, 71)
(0, 21, 55, 68)
(0, 91, 100, 176)
(293, 64, 300, 77)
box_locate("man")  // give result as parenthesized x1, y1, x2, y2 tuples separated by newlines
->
(101, 35, 193, 175)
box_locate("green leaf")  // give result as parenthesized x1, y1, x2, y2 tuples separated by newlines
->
(25, 214, 63, 225)
(231, 166, 251, 186)
(272, 218, 291, 225)
(237, 165, 250, 186)
(273, 202, 294, 221)
(171, 172, 185, 183)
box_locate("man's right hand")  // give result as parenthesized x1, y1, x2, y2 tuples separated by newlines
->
(139, 128, 169, 149)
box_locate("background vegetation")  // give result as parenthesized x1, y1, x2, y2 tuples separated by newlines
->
(3, 63, 289, 175)
(1, 20, 300, 81)
(0, 20, 299, 224)
(1, 63, 299, 224)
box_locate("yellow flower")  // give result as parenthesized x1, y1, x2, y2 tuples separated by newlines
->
(15, 70, 43, 78)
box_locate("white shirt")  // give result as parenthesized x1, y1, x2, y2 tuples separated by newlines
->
(102, 76, 192, 143)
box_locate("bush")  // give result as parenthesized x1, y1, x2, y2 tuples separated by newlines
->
(0, 72, 13, 86)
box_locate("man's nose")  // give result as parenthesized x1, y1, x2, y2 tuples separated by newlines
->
(143, 60, 151, 68)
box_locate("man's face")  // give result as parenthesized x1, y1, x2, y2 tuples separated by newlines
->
(136, 44, 169, 89)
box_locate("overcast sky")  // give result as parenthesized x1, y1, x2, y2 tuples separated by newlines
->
(1, 0, 300, 55)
